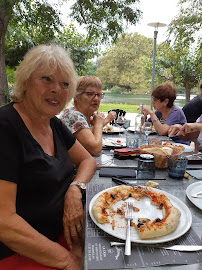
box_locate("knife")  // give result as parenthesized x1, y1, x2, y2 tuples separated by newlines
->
(110, 242, 202, 251)
(112, 177, 166, 186)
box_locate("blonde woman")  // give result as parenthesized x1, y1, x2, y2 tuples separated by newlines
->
(0, 45, 96, 270)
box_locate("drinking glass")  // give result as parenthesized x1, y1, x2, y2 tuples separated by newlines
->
(143, 122, 152, 144)
(168, 155, 188, 180)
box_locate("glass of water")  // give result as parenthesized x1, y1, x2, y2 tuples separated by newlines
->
(143, 122, 152, 144)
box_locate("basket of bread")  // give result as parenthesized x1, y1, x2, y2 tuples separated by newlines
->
(139, 142, 185, 168)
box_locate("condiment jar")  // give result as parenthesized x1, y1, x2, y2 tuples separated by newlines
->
(137, 154, 155, 179)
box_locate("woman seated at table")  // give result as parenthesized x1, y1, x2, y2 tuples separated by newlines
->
(60, 76, 116, 156)
(142, 83, 189, 145)
(0, 45, 96, 270)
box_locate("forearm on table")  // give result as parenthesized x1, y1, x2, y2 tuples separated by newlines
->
(151, 117, 169, 136)
(0, 214, 73, 269)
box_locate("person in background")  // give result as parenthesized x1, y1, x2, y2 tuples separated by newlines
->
(142, 83, 189, 145)
(0, 45, 96, 270)
(182, 80, 202, 123)
(60, 76, 116, 156)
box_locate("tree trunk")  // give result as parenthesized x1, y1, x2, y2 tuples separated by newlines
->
(185, 86, 191, 103)
(0, 0, 17, 106)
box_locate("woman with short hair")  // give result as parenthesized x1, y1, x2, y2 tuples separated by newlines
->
(143, 83, 188, 144)
(60, 76, 116, 156)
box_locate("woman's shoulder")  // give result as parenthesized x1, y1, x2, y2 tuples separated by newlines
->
(60, 106, 85, 119)
(172, 105, 183, 113)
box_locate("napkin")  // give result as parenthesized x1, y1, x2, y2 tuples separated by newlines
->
(186, 170, 202, 180)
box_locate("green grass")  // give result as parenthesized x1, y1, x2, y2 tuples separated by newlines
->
(99, 103, 139, 113)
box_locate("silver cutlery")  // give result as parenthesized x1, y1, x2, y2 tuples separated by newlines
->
(191, 191, 202, 198)
(124, 202, 133, 256)
(110, 242, 202, 251)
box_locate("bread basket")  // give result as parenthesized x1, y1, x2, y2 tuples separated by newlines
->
(139, 145, 183, 168)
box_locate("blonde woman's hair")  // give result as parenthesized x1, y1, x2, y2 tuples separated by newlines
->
(12, 44, 77, 102)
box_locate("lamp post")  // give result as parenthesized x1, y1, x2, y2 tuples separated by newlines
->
(148, 22, 167, 109)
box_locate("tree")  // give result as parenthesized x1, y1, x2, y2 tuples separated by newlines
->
(152, 41, 202, 101)
(168, 0, 202, 48)
(0, 0, 142, 106)
(5, 1, 62, 68)
(164, 0, 202, 101)
(97, 33, 153, 91)
(55, 24, 99, 76)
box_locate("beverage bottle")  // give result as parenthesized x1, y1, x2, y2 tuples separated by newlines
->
(135, 104, 146, 146)
(135, 104, 145, 134)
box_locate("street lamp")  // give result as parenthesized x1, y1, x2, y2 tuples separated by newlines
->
(148, 22, 167, 109)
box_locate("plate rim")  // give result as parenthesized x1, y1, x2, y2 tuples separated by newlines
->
(186, 181, 202, 210)
(103, 127, 125, 134)
(89, 185, 192, 244)
(172, 142, 194, 152)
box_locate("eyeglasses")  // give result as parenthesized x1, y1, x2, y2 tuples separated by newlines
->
(82, 92, 105, 100)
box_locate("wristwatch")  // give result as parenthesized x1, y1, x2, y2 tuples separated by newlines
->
(70, 181, 86, 191)
(152, 117, 159, 123)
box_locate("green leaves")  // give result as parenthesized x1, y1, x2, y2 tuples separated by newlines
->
(70, 0, 142, 42)
(97, 33, 153, 90)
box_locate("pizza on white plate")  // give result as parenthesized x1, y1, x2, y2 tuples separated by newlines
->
(92, 185, 181, 239)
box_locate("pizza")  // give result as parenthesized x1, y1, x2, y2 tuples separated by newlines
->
(92, 185, 181, 239)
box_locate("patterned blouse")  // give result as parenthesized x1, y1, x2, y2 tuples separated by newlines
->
(59, 107, 90, 133)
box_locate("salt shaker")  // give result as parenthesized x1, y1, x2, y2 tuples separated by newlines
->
(137, 154, 155, 179)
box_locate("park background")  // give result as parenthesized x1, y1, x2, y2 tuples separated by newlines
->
(0, 0, 201, 110)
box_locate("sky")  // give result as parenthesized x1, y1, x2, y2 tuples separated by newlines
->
(52, 0, 180, 44)
(126, 0, 180, 43)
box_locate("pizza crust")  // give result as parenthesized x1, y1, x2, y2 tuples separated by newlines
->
(92, 185, 181, 239)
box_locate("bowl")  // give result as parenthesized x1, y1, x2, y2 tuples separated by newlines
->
(139, 144, 183, 168)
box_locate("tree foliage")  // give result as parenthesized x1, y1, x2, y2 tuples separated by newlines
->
(168, 0, 202, 48)
(0, 0, 142, 105)
(70, 0, 142, 42)
(55, 24, 99, 76)
(154, 0, 202, 102)
(5, 0, 62, 68)
(97, 33, 153, 91)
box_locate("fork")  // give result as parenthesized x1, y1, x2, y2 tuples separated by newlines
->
(125, 202, 133, 256)
(191, 191, 202, 198)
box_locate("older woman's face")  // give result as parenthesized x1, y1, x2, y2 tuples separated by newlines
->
(152, 97, 168, 112)
(77, 87, 103, 114)
(24, 67, 70, 118)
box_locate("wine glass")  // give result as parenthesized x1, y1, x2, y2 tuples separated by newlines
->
(143, 122, 152, 144)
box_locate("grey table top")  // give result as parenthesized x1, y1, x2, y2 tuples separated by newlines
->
(84, 133, 202, 270)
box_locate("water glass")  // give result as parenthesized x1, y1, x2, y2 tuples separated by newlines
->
(123, 120, 131, 129)
(126, 133, 136, 148)
(168, 155, 188, 180)
(137, 154, 155, 179)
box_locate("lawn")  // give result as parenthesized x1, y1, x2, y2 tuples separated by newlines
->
(99, 103, 140, 113)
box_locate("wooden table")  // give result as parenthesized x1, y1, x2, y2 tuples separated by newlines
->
(84, 133, 202, 270)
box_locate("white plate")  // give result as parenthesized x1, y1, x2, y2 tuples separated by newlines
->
(127, 127, 136, 132)
(186, 181, 202, 210)
(172, 143, 194, 152)
(89, 186, 192, 244)
(103, 126, 125, 134)
(103, 138, 126, 147)
(127, 127, 157, 134)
